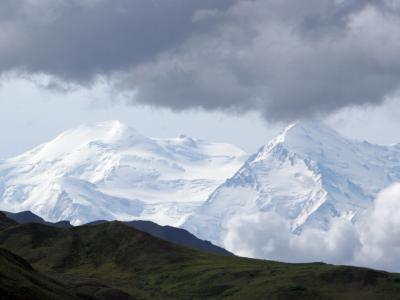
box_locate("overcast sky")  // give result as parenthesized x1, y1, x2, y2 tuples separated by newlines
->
(1, 0, 400, 159)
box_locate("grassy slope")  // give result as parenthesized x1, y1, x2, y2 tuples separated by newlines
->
(0, 221, 400, 300)
(0, 212, 17, 230)
(0, 248, 80, 300)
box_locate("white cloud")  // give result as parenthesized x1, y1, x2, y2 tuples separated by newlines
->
(356, 183, 400, 271)
(224, 212, 360, 265)
(224, 183, 400, 271)
(224, 212, 292, 261)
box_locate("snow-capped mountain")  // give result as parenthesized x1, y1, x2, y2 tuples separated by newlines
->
(0, 120, 246, 225)
(183, 120, 400, 245)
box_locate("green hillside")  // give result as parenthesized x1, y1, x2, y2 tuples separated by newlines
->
(0, 248, 80, 300)
(1, 221, 400, 299)
(0, 212, 17, 230)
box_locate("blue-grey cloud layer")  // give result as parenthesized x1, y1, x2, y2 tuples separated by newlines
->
(1, 0, 400, 120)
(0, 0, 233, 80)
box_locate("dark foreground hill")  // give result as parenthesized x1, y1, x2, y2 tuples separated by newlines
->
(126, 220, 232, 256)
(0, 248, 81, 300)
(0, 244, 136, 300)
(0, 215, 143, 300)
(2, 210, 72, 228)
(4, 210, 230, 255)
(87, 219, 232, 256)
(0, 212, 17, 230)
(0, 219, 400, 300)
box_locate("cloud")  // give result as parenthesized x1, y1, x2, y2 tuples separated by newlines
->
(224, 211, 361, 265)
(223, 182, 400, 271)
(0, 0, 234, 82)
(2, 1, 400, 120)
(355, 183, 400, 271)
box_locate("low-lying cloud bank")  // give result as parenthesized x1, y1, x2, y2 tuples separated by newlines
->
(224, 182, 400, 271)
(2, 1, 400, 120)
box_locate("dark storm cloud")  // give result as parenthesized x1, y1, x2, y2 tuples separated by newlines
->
(0, 0, 234, 81)
(1, 0, 400, 120)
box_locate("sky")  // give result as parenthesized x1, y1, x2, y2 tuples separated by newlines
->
(1, 0, 400, 158)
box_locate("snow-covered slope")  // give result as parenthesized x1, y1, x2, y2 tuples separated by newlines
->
(0, 120, 246, 225)
(183, 120, 400, 245)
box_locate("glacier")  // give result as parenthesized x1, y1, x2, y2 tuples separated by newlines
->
(0, 120, 247, 225)
(182, 120, 400, 246)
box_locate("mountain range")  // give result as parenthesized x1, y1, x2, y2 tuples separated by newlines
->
(183, 120, 400, 247)
(0, 120, 246, 226)
(1, 120, 400, 259)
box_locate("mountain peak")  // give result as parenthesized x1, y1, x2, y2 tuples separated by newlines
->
(18, 120, 147, 162)
(255, 120, 345, 161)
(79, 120, 141, 142)
(278, 120, 339, 144)
(183, 120, 400, 246)
(95, 119, 128, 133)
